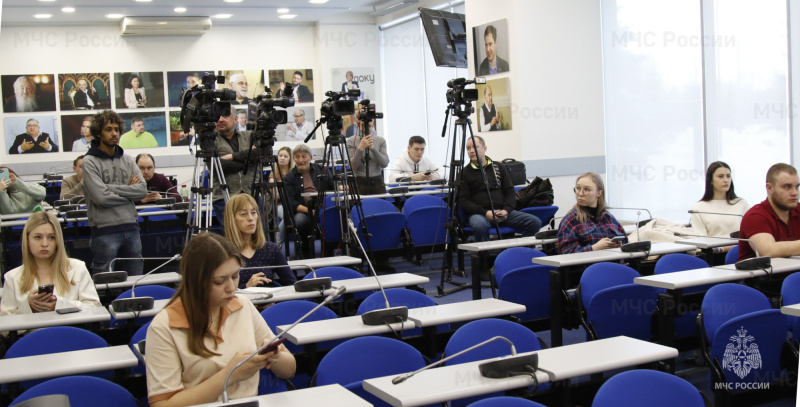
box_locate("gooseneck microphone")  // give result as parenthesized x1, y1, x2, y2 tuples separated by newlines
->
(110, 254, 181, 312)
(221, 285, 347, 404)
(687, 209, 744, 217)
(674, 232, 771, 271)
(607, 207, 652, 253)
(391, 335, 539, 385)
(346, 218, 409, 326)
(292, 265, 333, 293)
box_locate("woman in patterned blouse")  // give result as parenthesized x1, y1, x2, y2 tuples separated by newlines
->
(557, 172, 626, 254)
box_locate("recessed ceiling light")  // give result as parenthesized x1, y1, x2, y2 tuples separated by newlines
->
(106, 13, 125, 19)
(135, 0, 152, 2)
(309, 0, 329, 3)
(174, 7, 187, 13)
(279, 14, 297, 19)
(224, 0, 243, 2)
(34, 13, 53, 19)
(213, 14, 233, 19)
(38, 0, 56, 2)
(277, 8, 290, 13)
(62, 7, 75, 12)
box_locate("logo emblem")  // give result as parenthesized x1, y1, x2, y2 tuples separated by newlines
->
(722, 326, 762, 379)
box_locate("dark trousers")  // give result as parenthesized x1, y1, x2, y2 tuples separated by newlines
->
(356, 176, 386, 196)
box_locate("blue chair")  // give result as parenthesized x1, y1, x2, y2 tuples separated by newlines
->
(357, 288, 448, 336)
(579, 262, 640, 307)
(403, 194, 446, 215)
(781, 272, 800, 334)
(109, 285, 176, 328)
(725, 245, 739, 265)
(318, 206, 344, 243)
(138, 207, 178, 222)
(406, 206, 449, 246)
(314, 337, 428, 407)
(356, 212, 407, 252)
(458, 206, 516, 241)
(468, 397, 547, 407)
(519, 206, 558, 229)
(10, 376, 137, 407)
(5, 327, 111, 391)
(654, 254, 712, 338)
(303, 266, 369, 300)
(444, 319, 547, 406)
(129, 321, 151, 376)
(497, 265, 551, 321)
(493, 247, 547, 285)
(591, 370, 704, 407)
(360, 198, 397, 215)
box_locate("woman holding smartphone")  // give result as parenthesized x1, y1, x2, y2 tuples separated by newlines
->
(557, 172, 626, 254)
(0, 212, 100, 316)
(145, 233, 295, 406)
(224, 194, 296, 288)
(0, 166, 47, 215)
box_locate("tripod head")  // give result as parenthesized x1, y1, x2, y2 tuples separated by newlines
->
(446, 77, 485, 119)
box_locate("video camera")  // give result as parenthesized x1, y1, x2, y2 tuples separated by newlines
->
(179, 73, 236, 135)
(357, 100, 383, 122)
(320, 89, 360, 118)
(445, 77, 485, 118)
(247, 88, 295, 130)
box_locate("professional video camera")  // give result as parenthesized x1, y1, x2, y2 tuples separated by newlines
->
(445, 77, 485, 118)
(320, 89, 360, 119)
(357, 100, 383, 122)
(246, 88, 295, 157)
(179, 73, 236, 152)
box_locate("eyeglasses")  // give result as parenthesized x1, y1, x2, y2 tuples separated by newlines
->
(26, 124, 39, 128)
(293, 115, 303, 118)
(573, 187, 595, 195)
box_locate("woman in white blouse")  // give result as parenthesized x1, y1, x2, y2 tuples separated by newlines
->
(0, 211, 100, 316)
(690, 161, 749, 237)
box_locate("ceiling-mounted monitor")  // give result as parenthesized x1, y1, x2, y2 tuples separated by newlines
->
(419, 7, 467, 68)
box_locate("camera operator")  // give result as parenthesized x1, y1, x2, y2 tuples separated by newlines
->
(212, 108, 255, 228)
(345, 117, 388, 195)
(282, 144, 333, 258)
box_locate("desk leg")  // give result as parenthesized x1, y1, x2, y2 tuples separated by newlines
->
(656, 292, 677, 374)
(421, 326, 437, 360)
(550, 269, 563, 347)
(472, 253, 485, 301)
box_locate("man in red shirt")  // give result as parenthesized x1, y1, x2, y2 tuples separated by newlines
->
(739, 163, 800, 260)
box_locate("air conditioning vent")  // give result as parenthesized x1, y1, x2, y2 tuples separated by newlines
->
(121, 16, 212, 36)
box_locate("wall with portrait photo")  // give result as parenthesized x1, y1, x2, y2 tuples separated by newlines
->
(220, 70, 265, 107)
(61, 114, 95, 153)
(476, 78, 512, 132)
(472, 19, 511, 76)
(114, 72, 165, 109)
(118, 112, 168, 150)
(268, 69, 314, 103)
(278, 106, 317, 142)
(331, 67, 377, 103)
(166, 70, 213, 108)
(58, 73, 111, 111)
(1, 74, 57, 113)
(4, 115, 60, 155)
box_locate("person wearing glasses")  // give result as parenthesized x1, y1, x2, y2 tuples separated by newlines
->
(229, 73, 250, 105)
(557, 172, 626, 254)
(285, 109, 314, 141)
(8, 118, 59, 154)
(212, 107, 255, 228)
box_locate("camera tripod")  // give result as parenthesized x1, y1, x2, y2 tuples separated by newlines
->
(184, 123, 230, 243)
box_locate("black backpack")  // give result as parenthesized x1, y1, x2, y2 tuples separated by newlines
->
(515, 176, 554, 209)
(501, 159, 527, 186)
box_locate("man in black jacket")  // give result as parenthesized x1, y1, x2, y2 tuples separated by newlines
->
(282, 144, 333, 256)
(8, 118, 59, 154)
(458, 135, 540, 242)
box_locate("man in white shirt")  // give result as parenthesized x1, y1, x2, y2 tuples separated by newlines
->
(286, 109, 314, 141)
(388, 136, 440, 182)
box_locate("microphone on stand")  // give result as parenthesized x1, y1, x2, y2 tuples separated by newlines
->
(221, 285, 347, 404)
(607, 207, 652, 253)
(391, 335, 539, 385)
(674, 232, 770, 271)
(346, 219, 409, 326)
(292, 265, 333, 293)
(687, 210, 743, 237)
(110, 254, 182, 312)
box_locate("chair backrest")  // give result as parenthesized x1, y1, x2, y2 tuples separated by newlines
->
(357, 288, 441, 336)
(406, 207, 449, 246)
(494, 247, 547, 284)
(360, 198, 397, 215)
(700, 283, 771, 341)
(654, 253, 711, 294)
(110, 285, 177, 327)
(586, 284, 658, 341)
(519, 206, 559, 227)
(725, 245, 739, 265)
(261, 300, 339, 353)
(444, 318, 543, 366)
(357, 213, 407, 251)
(591, 369, 704, 407)
(403, 194, 446, 215)
(579, 262, 640, 306)
(303, 266, 363, 281)
(497, 265, 551, 321)
(781, 271, 800, 307)
(10, 376, 137, 407)
(468, 397, 547, 407)
(6, 327, 110, 390)
(129, 321, 151, 376)
(319, 206, 344, 242)
(138, 207, 178, 221)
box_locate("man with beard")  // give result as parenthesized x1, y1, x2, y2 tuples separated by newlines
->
(4, 76, 54, 113)
(739, 163, 800, 260)
(229, 73, 250, 105)
(72, 79, 100, 109)
(286, 109, 314, 141)
(276, 71, 313, 102)
(211, 106, 255, 228)
(8, 118, 59, 154)
(119, 117, 159, 149)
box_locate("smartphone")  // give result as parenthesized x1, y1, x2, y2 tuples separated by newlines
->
(259, 337, 287, 355)
(610, 236, 626, 243)
(424, 171, 431, 176)
(56, 307, 81, 315)
(0, 168, 8, 182)
(38, 284, 54, 294)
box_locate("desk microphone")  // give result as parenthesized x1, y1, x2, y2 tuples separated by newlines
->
(292, 265, 334, 293)
(687, 209, 743, 217)
(391, 335, 539, 385)
(607, 207, 652, 252)
(673, 232, 770, 271)
(110, 254, 181, 312)
(221, 285, 347, 404)
(346, 219, 408, 326)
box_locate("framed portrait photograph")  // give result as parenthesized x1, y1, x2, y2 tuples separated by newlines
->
(114, 72, 166, 109)
(117, 111, 168, 150)
(332, 67, 378, 105)
(61, 114, 95, 152)
(166, 70, 213, 108)
(1, 74, 57, 113)
(5, 115, 60, 154)
(278, 106, 316, 142)
(268, 69, 314, 103)
(219, 70, 265, 107)
(472, 19, 511, 76)
(476, 78, 512, 132)
(58, 73, 111, 111)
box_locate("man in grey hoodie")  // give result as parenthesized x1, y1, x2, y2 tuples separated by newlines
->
(82, 110, 147, 275)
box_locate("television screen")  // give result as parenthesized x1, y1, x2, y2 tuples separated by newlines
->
(419, 8, 467, 68)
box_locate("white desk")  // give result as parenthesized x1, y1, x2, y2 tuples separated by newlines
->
(363, 336, 677, 407)
(95, 272, 181, 291)
(635, 257, 800, 291)
(287, 256, 362, 271)
(675, 237, 739, 249)
(0, 305, 110, 332)
(191, 384, 372, 407)
(458, 236, 557, 253)
(108, 299, 170, 320)
(407, 299, 526, 328)
(277, 315, 416, 345)
(0, 345, 138, 384)
(781, 303, 800, 317)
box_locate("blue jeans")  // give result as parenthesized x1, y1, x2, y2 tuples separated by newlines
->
(90, 230, 143, 276)
(469, 210, 541, 242)
(213, 199, 227, 231)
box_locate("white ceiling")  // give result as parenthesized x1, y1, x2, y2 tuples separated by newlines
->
(1, 0, 408, 26)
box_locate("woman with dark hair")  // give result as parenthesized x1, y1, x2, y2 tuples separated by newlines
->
(557, 172, 626, 254)
(124, 74, 147, 108)
(270, 146, 293, 245)
(690, 161, 748, 237)
(145, 233, 295, 406)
